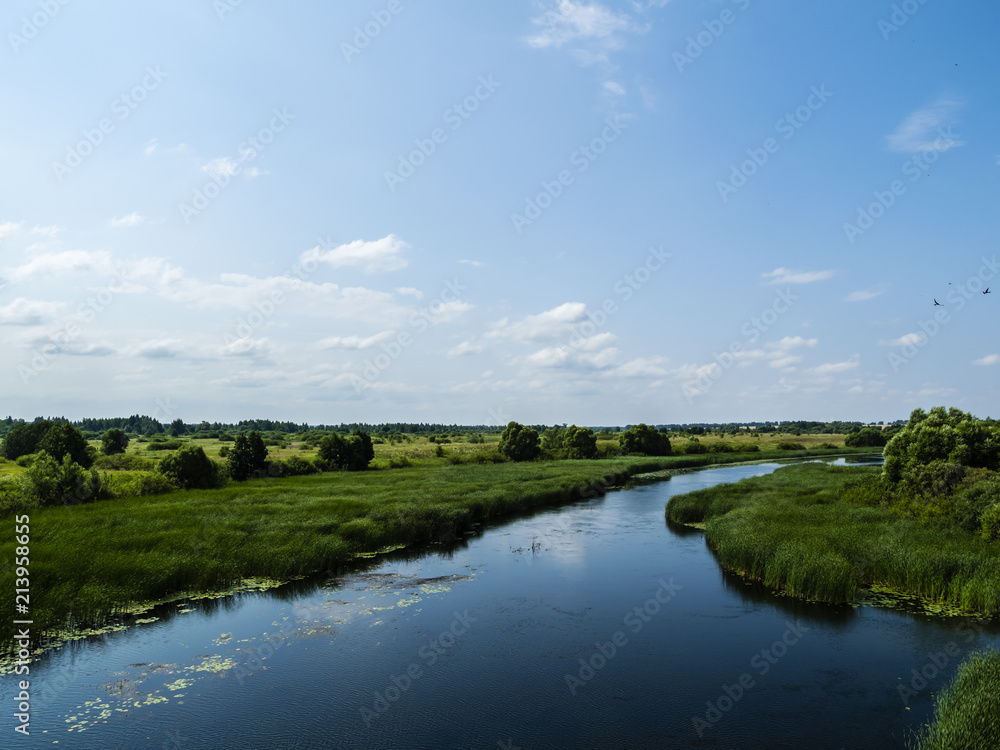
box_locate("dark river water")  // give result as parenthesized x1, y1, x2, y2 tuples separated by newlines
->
(5, 459, 999, 749)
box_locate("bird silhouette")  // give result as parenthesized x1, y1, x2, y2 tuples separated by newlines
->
(933, 299, 942, 306)
(985, 288, 991, 295)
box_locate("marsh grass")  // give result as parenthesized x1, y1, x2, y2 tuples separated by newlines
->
(909, 649, 1000, 750)
(0, 446, 869, 646)
(666, 464, 1000, 612)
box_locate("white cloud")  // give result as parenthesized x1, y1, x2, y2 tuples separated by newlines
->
(769, 356, 802, 370)
(973, 354, 1000, 366)
(767, 336, 818, 351)
(448, 338, 485, 357)
(0, 222, 23, 240)
(133, 339, 186, 359)
(110, 212, 144, 228)
(219, 337, 270, 359)
(4, 250, 112, 283)
(761, 268, 835, 285)
(845, 286, 887, 302)
(203, 156, 242, 179)
(807, 355, 860, 376)
(602, 81, 626, 96)
(144, 138, 158, 155)
(30, 225, 60, 236)
(315, 332, 396, 350)
(886, 99, 964, 153)
(880, 333, 924, 347)
(488, 302, 587, 342)
(459, 259, 484, 267)
(603, 356, 669, 378)
(0, 298, 63, 326)
(395, 287, 424, 299)
(526, 1, 638, 51)
(301, 235, 409, 273)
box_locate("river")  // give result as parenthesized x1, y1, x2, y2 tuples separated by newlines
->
(6, 458, 999, 749)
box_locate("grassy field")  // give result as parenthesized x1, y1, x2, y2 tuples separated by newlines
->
(909, 649, 1000, 750)
(0, 439, 867, 646)
(665, 463, 1000, 614)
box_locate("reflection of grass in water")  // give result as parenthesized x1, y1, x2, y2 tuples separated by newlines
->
(909, 649, 1000, 750)
(666, 463, 1000, 615)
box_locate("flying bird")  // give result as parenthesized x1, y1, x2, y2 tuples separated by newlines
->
(933, 299, 942, 306)
(985, 288, 991, 295)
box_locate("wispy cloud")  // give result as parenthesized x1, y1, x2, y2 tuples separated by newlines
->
(488, 302, 587, 342)
(973, 354, 1000, 366)
(886, 99, 964, 153)
(526, 1, 639, 53)
(301, 235, 409, 273)
(0, 222, 23, 240)
(845, 285, 887, 302)
(110, 212, 144, 228)
(315, 332, 396, 350)
(761, 268, 835, 285)
(880, 333, 924, 347)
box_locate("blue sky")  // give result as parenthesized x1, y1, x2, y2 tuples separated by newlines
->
(2, 0, 998, 426)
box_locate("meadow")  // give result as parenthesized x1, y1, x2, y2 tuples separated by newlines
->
(0, 432, 863, 646)
(665, 463, 1000, 614)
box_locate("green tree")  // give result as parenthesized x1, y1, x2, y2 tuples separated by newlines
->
(248, 431, 268, 471)
(498, 422, 541, 462)
(156, 445, 223, 490)
(101, 428, 130, 455)
(541, 427, 565, 456)
(38, 422, 94, 468)
(619, 424, 672, 456)
(563, 425, 597, 459)
(1, 420, 54, 461)
(318, 431, 374, 471)
(884, 407, 1000, 483)
(227, 433, 254, 481)
(169, 418, 185, 437)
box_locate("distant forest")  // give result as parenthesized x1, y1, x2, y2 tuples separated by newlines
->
(0, 415, 903, 440)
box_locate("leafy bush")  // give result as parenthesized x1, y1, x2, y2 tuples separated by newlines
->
(145, 440, 185, 451)
(101, 428, 130, 455)
(981, 504, 1000, 542)
(744, 444, 761, 452)
(388, 456, 414, 469)
(619, 424, 671, 456)
(21, 452, 101, 506)
(777, 442, 806, 450)
(15, 453, 40, 467)
(218, 446, 230, 458)
(318, 431, 375, 471)
(265, 456, 319, 477)
(683, 440, 707, 454)
(93, 453, 156, 471)
(103, 472, 178, 498)
(498, 422, 541, 462)
(563, 425, 598, 459)
(844, 427, 887, 448)
(156, 446, 225, 490)
(884, 407, 1000, 483)
(228, 432, 269, 481)
(708, 442, 735, 453)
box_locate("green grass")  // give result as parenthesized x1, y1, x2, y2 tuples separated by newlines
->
(666, 463, 1000, 612)
(909, 649, 1000, 750)
(0, 446, 872, 646)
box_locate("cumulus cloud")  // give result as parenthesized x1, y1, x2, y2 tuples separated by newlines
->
(0, 222, 22, 240)
(315, 332, 396, 350)
(845, 286, 887, 302)
(807, 355, 860, 376)
(301, 235, 409, 273)
(880, 333, 924, 347)
(4, 250, 112, 283)
(973, 354, 1000, 366)
(0, 298, 63, 326)
(488, 302, 587, 342)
